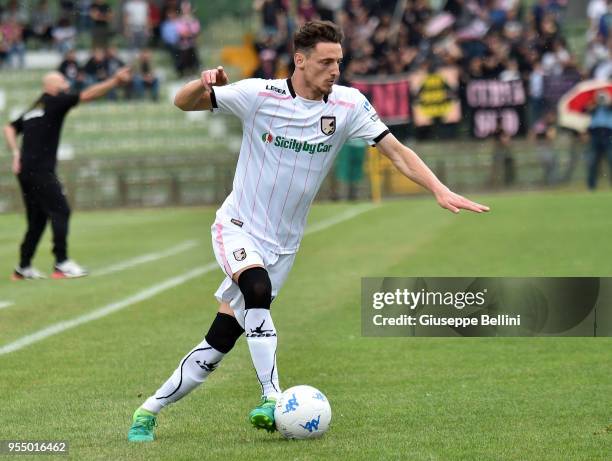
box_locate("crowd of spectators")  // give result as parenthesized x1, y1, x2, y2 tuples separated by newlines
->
(251, 1, 611, 189)
(251, 1, 604, 125)
(586, 0, 612, 81)
(57, 47, 160, 100)
(0, 0, 200, 77)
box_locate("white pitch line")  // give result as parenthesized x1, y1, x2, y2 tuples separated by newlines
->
(304, 203, 376, 235)
(93, 239, 200, 277)
(0, 204, 376, 356)
(0, 264, 218, 356)
(0, 301, 14, 310)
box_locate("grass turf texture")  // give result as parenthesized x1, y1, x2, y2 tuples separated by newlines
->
(0, 191, 610, 460)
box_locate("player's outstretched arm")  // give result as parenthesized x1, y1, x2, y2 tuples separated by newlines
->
(174, 66, 229, 111)
(376, 133, 490, 214)
(80, 67, 132, 103)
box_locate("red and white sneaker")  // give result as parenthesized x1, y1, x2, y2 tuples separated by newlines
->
(12, 266, 47, 280)
(52, 260, 89, 279)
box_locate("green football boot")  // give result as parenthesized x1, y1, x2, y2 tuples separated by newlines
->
(249, 396, 277, 432)
(127, 408, 157, 442)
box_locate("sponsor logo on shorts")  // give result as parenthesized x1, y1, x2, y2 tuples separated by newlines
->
(233, 248, 246, 261)
(230, 218, 244, 227)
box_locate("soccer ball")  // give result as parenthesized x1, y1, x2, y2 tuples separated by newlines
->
(274, 385, 332, 439)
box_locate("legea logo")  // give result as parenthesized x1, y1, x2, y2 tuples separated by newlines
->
(260, 132, 332, 154)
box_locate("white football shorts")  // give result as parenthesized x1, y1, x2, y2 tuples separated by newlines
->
(211, 216, 296, 328)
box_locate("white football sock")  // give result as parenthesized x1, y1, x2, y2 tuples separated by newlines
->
(244, 308, 280, 399)
(142, 338, 225, 413)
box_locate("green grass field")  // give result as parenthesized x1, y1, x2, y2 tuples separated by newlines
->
(0, 191, 611, 460)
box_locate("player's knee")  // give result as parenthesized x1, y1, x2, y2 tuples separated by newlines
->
(205, 312, 244, 354)
(52, 206, 70, 220)
(238, 266, 272, 309)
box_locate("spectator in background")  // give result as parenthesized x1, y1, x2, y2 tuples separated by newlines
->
(58, 49, 85, 91)
(84, 47, 109, 85)
(332, 138, 367, 201)
(132, 49, 160, 101)
(585, 35, 609, 75)
(254, 0, 285, 37)
(90, 0, 113, 49)
(533, 110, 559, 185)
(316, 0, 343, 22)
(1, 16, 25, 69)
(2, 0, 28, 25)
(588, 0, 607, 40)
(490, 124, 515, 187)
(60, 1, 76, 18)
(105, 46, 127, 100)
(297, 0, 319, 26)
(106, 46, 125, 75)
(161, 0, 179, 18)
(27, 0, 55, 48)
(499, 58, 520, 81)
(148, 0, 162, 47)
(77, 0, 93, 32)
(252, 48, 278, 79)
(161, 8, 180, 74)
(586, 90, 612, 190)
(592, 36, 612, 80)
(52, 17, 77, 54)
(528, 61, 545, 130)
(599, 0, 612, 40)
(175, 2, 200, 77)
(124, 0, 150, 52)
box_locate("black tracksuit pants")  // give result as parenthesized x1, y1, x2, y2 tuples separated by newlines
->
(17, 171, 70, 268)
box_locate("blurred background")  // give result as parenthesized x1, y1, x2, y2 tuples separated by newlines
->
(0, 0, 610, 211)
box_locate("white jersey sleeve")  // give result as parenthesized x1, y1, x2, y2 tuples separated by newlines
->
(347, 90, 390, 146)
(210, 78, 263, 120)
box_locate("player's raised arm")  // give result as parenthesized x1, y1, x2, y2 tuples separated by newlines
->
(80, 67, 132, 103)
(174, 66, 229, 112)
(376, 133, 490, 214)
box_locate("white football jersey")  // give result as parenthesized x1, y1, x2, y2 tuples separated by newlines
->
(211, 77, 389, 254)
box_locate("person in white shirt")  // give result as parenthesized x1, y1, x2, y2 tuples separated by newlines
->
(123, 0, 150, 50)
(127, 20, 489, 442)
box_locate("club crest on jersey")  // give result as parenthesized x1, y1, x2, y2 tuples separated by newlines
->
(233, 248, 247, 261)
(320, 116, 336, 136)
(261, 132, 274, 143)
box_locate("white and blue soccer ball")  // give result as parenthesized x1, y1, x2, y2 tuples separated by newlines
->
(274, 385, 332, 439)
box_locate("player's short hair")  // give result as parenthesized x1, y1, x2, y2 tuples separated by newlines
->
(293, 20, 343, 54)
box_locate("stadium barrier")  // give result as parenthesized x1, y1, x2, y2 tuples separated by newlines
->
(0, 135, 584, 213)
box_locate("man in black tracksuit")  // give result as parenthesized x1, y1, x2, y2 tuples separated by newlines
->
(4, 67, 131, 280)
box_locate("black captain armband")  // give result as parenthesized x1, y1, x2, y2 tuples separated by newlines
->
(373, 129, 390, 145)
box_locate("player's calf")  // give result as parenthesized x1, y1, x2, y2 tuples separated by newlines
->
(128, 312, 244, 442)
(238, 267, 282, 431)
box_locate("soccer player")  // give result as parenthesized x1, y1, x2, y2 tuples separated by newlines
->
(128, 20, 489, 441)
(4, 67, 131, 280)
